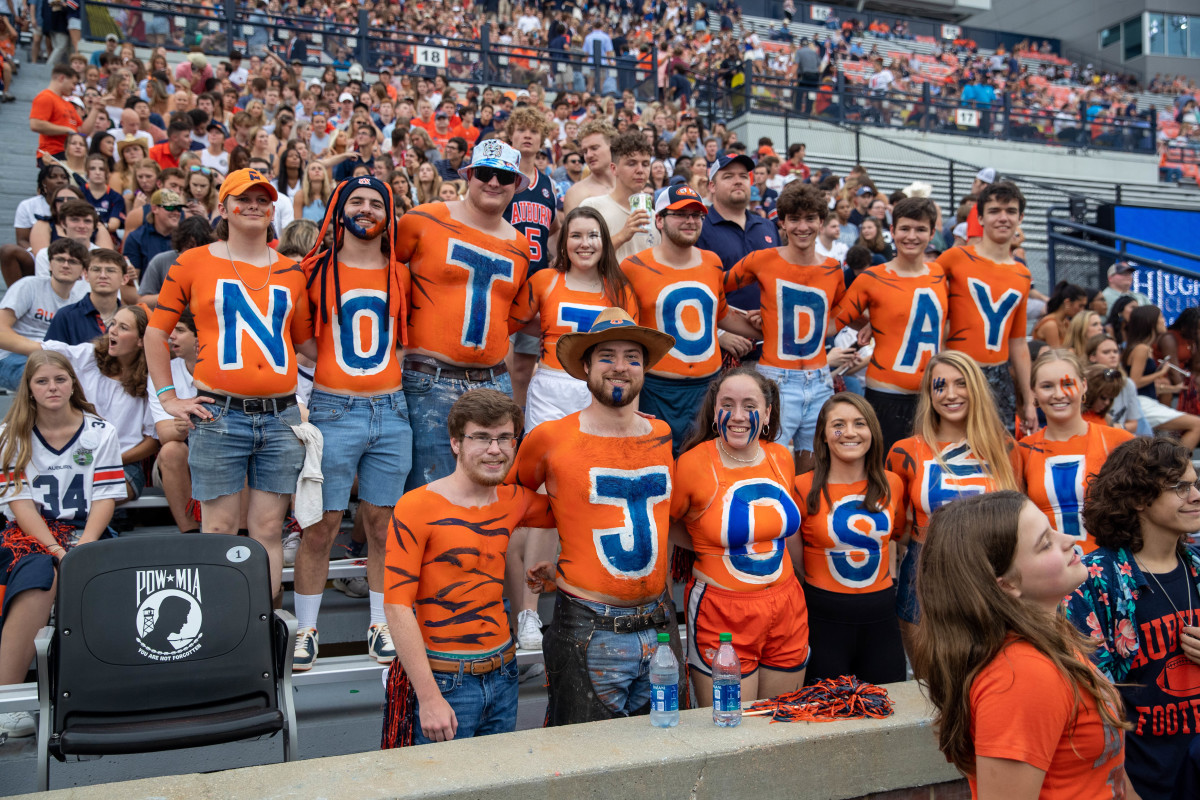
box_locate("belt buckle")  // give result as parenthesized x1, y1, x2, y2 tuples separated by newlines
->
(612, 614, 637, 634)
(466, 367, 486, 383)
(243, 398, 266, 414)
(470, 655, 497, 675)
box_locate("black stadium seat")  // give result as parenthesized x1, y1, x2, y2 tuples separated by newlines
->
(33, 535, 298, 791)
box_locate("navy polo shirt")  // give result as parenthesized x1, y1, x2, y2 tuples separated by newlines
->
(43, 293, 117, 347)
(696, 206, 779, 310)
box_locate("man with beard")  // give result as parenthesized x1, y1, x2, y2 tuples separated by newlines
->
(381, 389, 553, 747)
(290, 176, 412, 672)
(620, 185, 761, 455)
(394, 140, 534, 491)
(513, 308, 687, 725)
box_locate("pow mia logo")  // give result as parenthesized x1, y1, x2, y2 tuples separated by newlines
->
(135, 568, 204, 661)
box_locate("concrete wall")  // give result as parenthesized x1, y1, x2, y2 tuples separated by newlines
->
(20, 682, 962, 800)
(733, 115, 1159, 185)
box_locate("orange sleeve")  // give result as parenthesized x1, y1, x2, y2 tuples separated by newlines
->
(29, 91, 53, 123)
(970, 643, 1076, 772)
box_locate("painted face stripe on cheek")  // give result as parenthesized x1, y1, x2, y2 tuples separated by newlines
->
(1060, 376, 1078, 398)
(932, 377, 946, 395)
(747, 409, 760, 441)
(717, 408, 731, 442)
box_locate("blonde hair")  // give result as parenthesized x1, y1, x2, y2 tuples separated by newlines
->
(415, 162, 443, 205)
(1066, 311, 1101, 356)
(913, 351, 1018, 491)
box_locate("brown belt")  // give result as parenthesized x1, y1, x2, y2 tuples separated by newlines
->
(403, 357, 508, 383)
(427, 644, 516, 676)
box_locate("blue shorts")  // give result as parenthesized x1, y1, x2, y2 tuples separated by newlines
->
(895, 539, 922, 624)
(757, 364, 834, 455)
(0, 355, 28, 391)
(308, 390, 412, 511)
(124, 462, 146, 500)
(638, 372, 715, 457)
(188, 401, 304, 501)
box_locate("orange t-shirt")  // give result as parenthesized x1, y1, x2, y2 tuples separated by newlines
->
(621, 249, 729, 379)
(969, 640, 1127, 799)
(510, 412, 674, 605)
(30, 89, 82, 157)
(724, 250, 845, 370)
(148, 142, 181, 169)
(887, 437, 1023, 542)
(150, 246, 313, 397)
(306, 260, 409, 395)
(671, 440, 801, 591)
(795, 472, 905, 593)
(938, 246, 1031, 366)
(394, 203, 531, 367)
(1018, 423, 1134, 553)
(507, 270, 639, 371)
(384, 484, 553, 655)
(832, 263, 948, 393)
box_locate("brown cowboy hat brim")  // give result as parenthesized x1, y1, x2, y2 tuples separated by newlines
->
(556, 323, 676, 382)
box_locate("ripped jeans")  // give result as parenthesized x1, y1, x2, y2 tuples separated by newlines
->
(543, 589, 685, 726)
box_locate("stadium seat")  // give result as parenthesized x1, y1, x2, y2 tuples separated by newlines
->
(33, 535, 298, 791)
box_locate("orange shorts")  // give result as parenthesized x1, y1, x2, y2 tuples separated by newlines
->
(684, 575, 810, 677)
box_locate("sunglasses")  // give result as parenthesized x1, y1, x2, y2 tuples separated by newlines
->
(189, 166, 213, 176)
(471, 166, 518, 186)
(160, 204, 184, 213)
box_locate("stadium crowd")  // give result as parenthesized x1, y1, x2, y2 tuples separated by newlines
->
(0, 3, 1199, 797)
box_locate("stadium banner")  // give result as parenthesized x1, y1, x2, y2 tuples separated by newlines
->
(809, 4, 832, 21)
(941, 24, 961, 40)
(1110, 205, 1200, 325)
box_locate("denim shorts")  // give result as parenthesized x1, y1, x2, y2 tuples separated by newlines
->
(413, 654, 520, 745)
(308, 390, 412, 511)
(543, 589, 684, 726)
(188, 401, 304, 501)
(124, 462, 146, 500)
(402, 366, 512, 492)
(0, 355, 28, 392)
(757, 364, 834, 455)
(895, 539, 923, 625)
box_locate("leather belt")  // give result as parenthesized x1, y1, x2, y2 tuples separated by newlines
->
(204, 393, 296, 414)
(403, 356, 508, 383)
(570, 596, 672, 634)
(427, 644, 516, 676)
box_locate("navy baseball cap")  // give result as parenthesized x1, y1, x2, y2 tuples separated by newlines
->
(707, 153, 755, 182)
(654, 183, 707, 215)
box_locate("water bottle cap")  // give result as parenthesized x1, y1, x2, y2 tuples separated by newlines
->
(719, 632, 732, 642)
(657, 632, 670, 643)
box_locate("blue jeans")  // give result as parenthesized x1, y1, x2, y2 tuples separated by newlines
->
(896, 539, 923, 624)
(307, 390, 412, 510)
(543, 590, 684, 726)
(0, 355, 27, 391)
(757, 364, 834, 455)
(402, 366, 512, 492)
(413, 655, 520, 745)
(188, 401, 304, 501)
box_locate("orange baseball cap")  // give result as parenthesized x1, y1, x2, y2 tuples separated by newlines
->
(219, 167, 279, 204)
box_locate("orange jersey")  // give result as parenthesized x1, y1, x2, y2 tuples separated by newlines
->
(832, 264, 948, 393)
(150, 246, 313, 397)
(1018, 423, 1133, 553)
(795, 472, 905, 593)
(510, 412, 674, 604)
(724, 250, 845, 370)
(507, 270, 639, 371)
(384, 484, 553, 655)
(307, 261, 410, 394)
(671, 440, 801, 591)
(970, 640, 1127, 799)
(938, 246, 1031, 366)
(621, 249, 729, 379)
(394, 203, 532, 367)
(887, 437, 1023, 542)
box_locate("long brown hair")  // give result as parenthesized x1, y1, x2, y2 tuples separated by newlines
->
(806, 392, 891, 515)
(913, 491, 1129, 774)
(553, 206, 634, 312)
(914, 351, 1017, 491)
(0, 352, 98, 499)
(92, 306, 149, 399)
(681, 367, 781, 453)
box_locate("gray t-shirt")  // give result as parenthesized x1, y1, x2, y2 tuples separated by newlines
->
(1111, 376, 1154, 436)
(0, 276, 90, 361)
(579, 193, 660, 264)
(139, 249, 179, 297)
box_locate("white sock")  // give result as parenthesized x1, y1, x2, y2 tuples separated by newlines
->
(294, 592, 322, 632)
(369, 591, 386, 627)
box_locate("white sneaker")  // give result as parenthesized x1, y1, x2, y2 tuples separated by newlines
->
(332, 576, 369, 598)
(367, 623, 396, 663)
(0, 711, 35, 738)
(293, 627, 318, 671)
(517, 609, 543, 650)
(282, 530, 302, 567)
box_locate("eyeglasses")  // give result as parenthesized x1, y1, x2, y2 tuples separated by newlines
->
(160, 205, 184, 213)
(665, 211, 705, 221)
(189, 166, 213, 176)
(471, 167, 518, 186)
(1170, 479, 1200, 499)
(462, 433, 517, 448)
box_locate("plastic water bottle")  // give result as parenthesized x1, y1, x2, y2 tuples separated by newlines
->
(649, 632, 680, 728)
(712, 632, 742, 727)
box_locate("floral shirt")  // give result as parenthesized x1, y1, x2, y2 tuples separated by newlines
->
(1065, 544, 1200, 682)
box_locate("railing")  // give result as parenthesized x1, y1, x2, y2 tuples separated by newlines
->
(81, 0, 658, 100)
